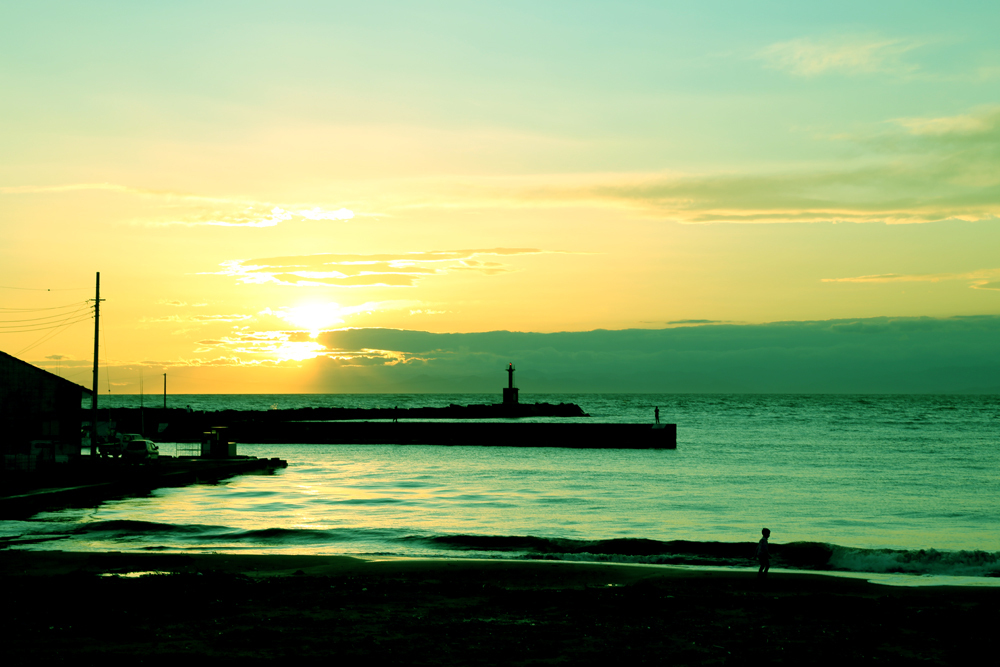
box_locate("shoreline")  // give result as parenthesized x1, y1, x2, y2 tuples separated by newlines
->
(2, 551, 995, 663)
(6, 549, 1000, 589)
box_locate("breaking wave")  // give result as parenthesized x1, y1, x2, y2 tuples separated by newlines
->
(414, 535, 1000, 578)
(8, 521, 1000, 579)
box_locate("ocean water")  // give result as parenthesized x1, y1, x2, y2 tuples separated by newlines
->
(5, 394, 1000, 584)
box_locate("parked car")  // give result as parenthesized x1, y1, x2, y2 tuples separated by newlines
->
(122, 439, 159, 461)
(98, 433, 146, 458)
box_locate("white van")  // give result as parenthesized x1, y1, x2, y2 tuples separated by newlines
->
(122, 440, 159, 460)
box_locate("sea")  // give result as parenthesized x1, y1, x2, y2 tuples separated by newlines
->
(4, 393, 999, 586)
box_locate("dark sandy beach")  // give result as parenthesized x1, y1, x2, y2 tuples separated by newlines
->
(2, 551, 997, 664)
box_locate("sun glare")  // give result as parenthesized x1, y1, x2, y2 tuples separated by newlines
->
(275, 340, 327, 362)
(279, 303, 347, 337)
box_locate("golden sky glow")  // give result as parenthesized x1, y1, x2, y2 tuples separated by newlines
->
(2, 2, 998, 393)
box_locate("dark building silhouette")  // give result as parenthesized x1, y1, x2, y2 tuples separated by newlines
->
(1, 350, 90, 469)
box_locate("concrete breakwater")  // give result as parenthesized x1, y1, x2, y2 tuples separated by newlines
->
(104, 401, 587, 433)
(0, 456, 288, 519)
(99, 406, 675, 449)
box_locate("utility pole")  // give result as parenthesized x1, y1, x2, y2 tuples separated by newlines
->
(90, 272, 104, 456)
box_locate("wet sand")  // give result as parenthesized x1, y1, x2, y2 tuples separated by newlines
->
(2, 551, 996, 664)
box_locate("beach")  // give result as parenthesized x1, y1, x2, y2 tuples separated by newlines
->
(2, 551, 997, 664)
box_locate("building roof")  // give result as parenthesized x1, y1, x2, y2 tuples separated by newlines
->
(0, 349, 94, 396)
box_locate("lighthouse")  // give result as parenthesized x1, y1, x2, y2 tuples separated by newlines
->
(503, 362, 519, 406)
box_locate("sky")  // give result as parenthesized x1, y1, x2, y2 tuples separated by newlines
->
(1, 1, 998, 393)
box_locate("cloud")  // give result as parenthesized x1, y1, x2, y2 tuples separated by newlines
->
(302, 316, 1000, 393)
(210, 248, 553, 287)
(182, 330, 328, 362)
(822, 268, 1000, 290)
(758, 35, 922, 77)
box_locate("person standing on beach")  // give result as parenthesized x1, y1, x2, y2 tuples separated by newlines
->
(756, 528, 771, 577)
(654, 407, 660, 424)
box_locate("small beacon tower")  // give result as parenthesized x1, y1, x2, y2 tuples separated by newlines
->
(503, 362, 519, 406)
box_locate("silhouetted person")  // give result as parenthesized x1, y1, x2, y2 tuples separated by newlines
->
(654, 407, 660, 424)
(756, 527, 771, 578)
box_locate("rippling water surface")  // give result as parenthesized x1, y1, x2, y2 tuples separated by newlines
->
(5, 394, 999, 580)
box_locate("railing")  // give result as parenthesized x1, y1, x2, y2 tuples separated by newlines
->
(173, 442, 201, 457)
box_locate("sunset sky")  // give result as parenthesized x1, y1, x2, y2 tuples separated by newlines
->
(2, 2, 999, 393)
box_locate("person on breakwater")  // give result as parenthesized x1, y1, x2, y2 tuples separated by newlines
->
(756, 528, 771, 578)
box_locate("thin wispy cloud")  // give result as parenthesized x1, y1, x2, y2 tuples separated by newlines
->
(189, 206, 355, 228)
(895, 107, 1000, 137)
(822, 268, 1000, 290)
(163, 206, 355, 228)
(141, 313, 252, 323)
(0, 182, 356, 228)
(210, 249, 555, 288)
(489, 106, 1000, 225)
(190, 331, 328, 361)
(7, 106, 997, 228)
(758, 35, 923, 77)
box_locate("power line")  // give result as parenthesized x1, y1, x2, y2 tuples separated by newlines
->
(0, 285, 88, 291)
(0, 306, 91, 324)
(0, 301, 86, 312)
(14, 315, 90, 356)
(1, 315, 93, 333)
(0, 310, 93, 332)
